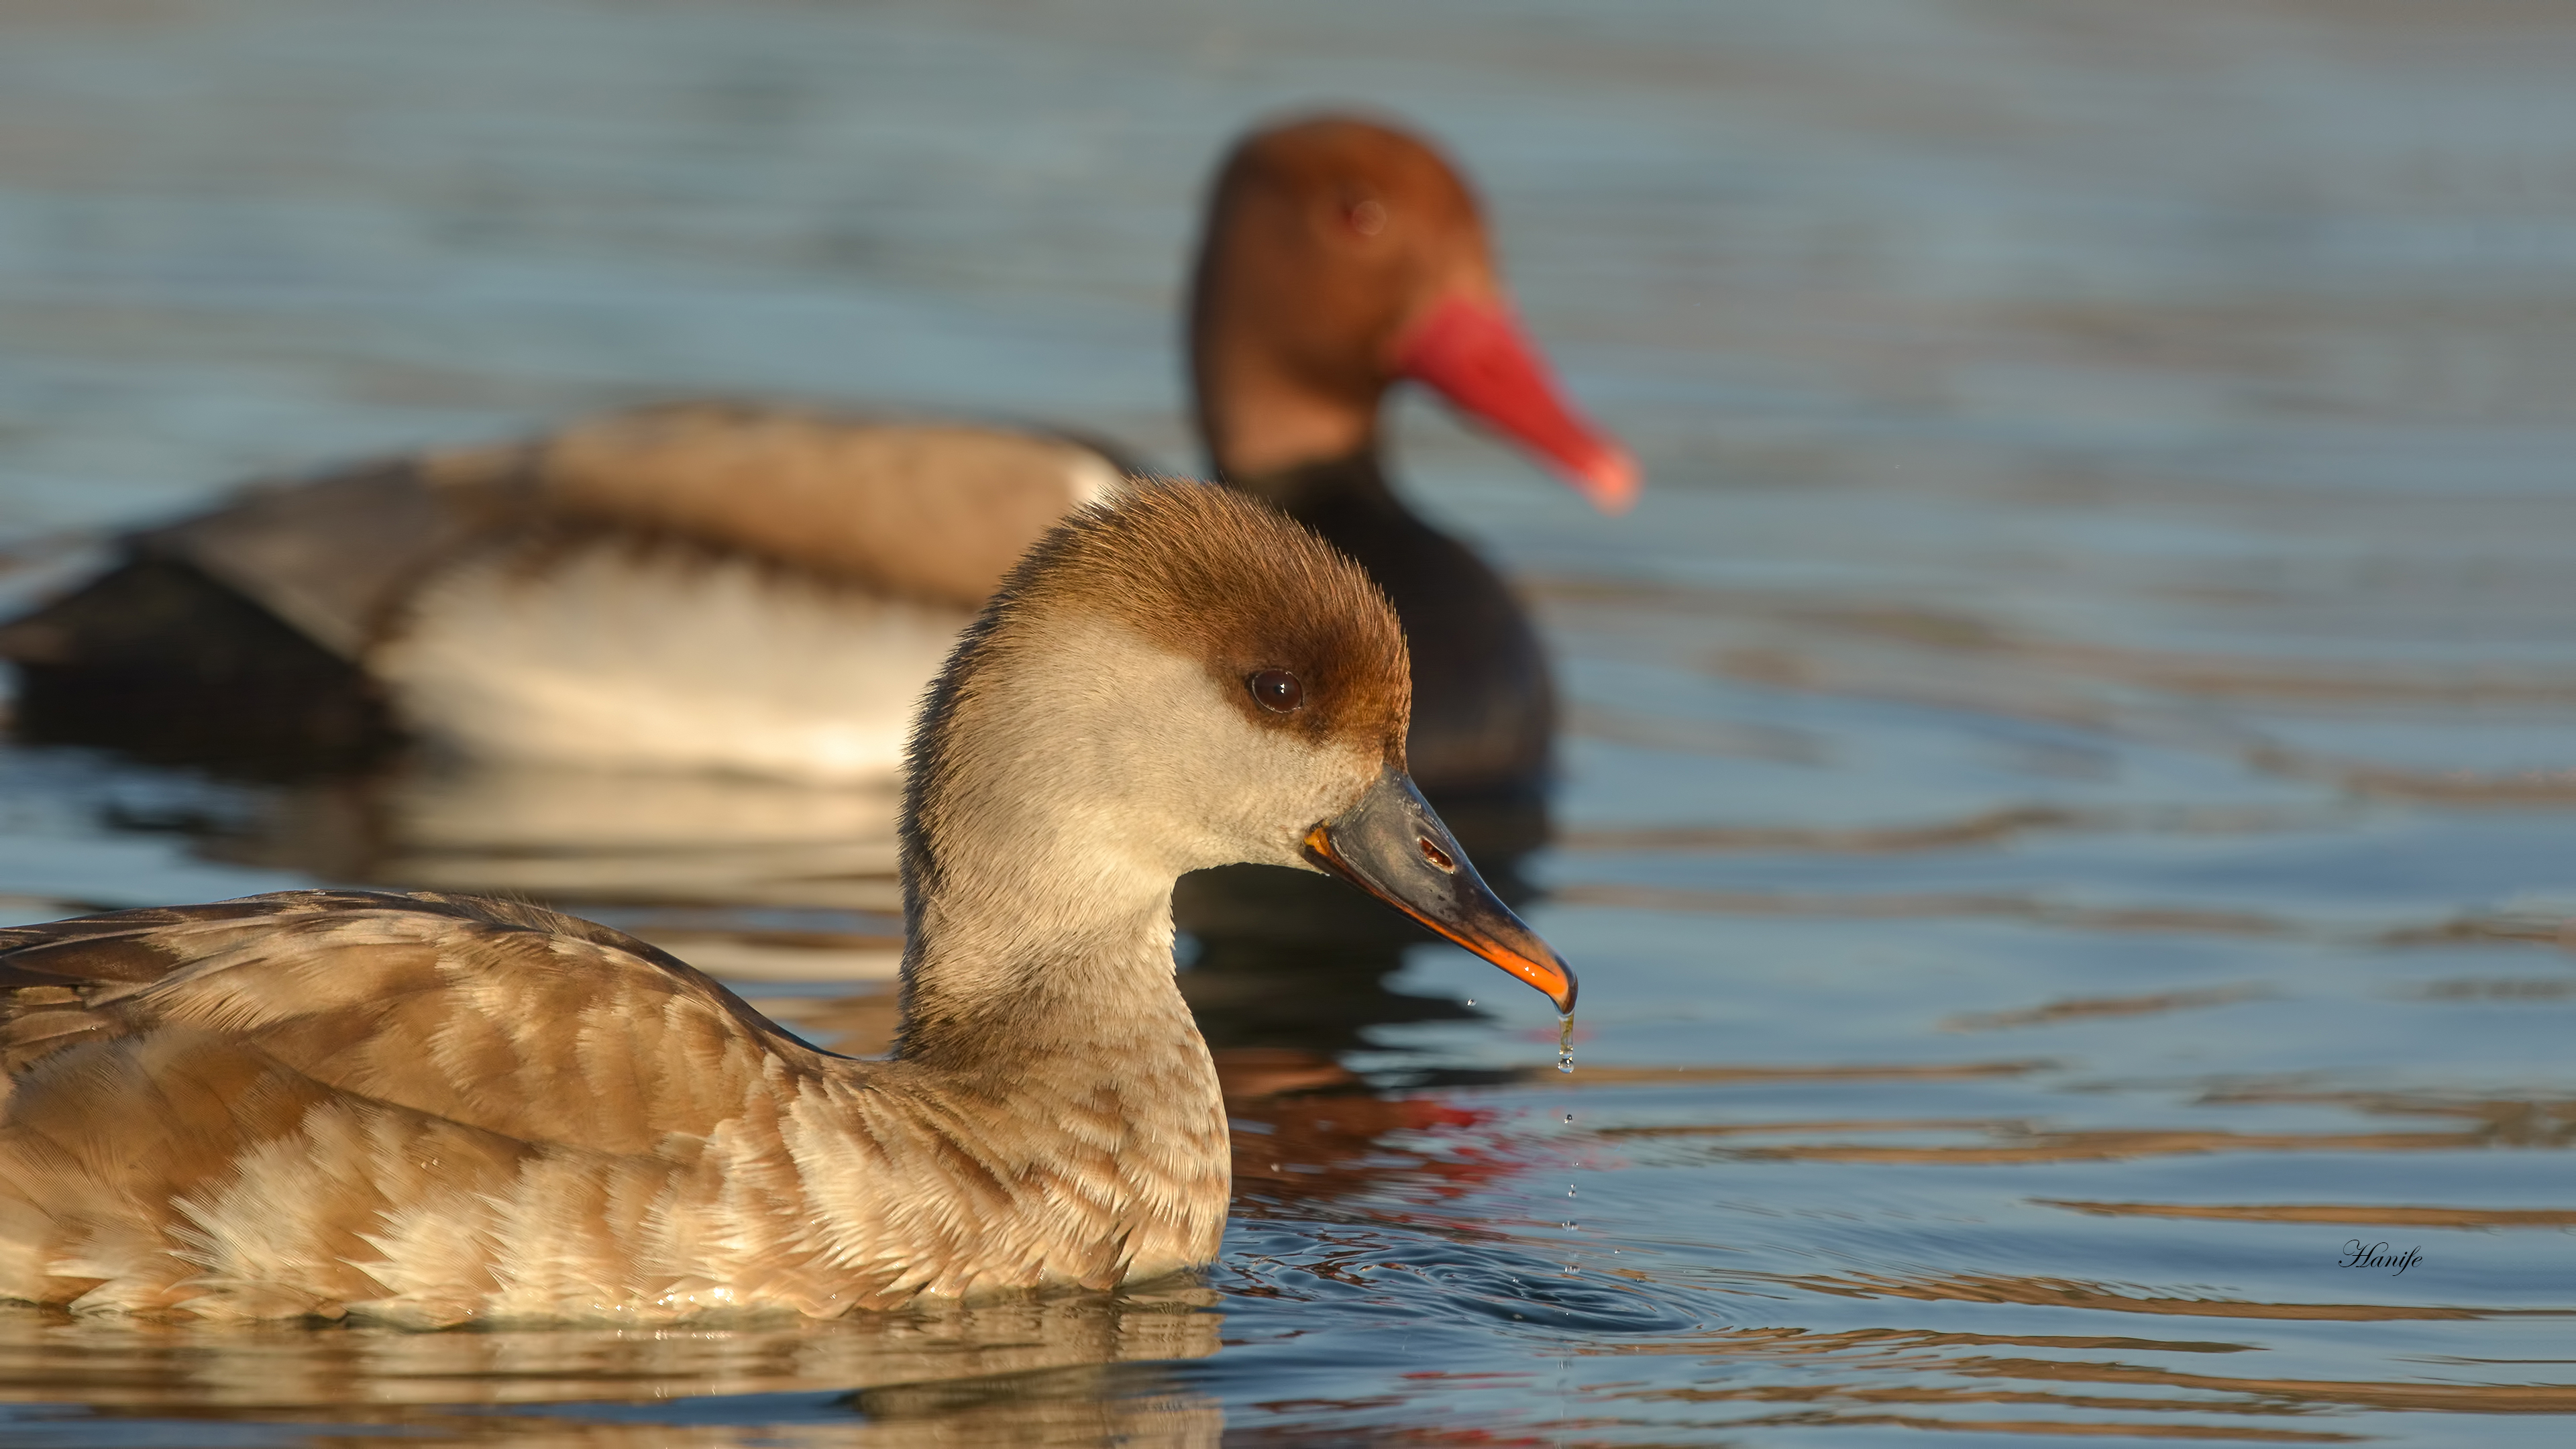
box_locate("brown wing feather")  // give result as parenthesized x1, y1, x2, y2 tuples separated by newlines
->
(0, 890, 883, 1318)
(1, 889, 835, 1153)
(531, 404, 1118, 608)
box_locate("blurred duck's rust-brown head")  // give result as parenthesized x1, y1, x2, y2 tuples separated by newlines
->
(1190, 115, 1636, 511)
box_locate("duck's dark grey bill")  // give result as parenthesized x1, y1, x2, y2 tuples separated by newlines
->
(1301, 770, 1578, 1014)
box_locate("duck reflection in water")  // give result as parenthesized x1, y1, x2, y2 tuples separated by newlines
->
(0, 1289, 1228, 1445)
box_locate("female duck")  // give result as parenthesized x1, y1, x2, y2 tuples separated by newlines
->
(0, 482, 1574, 1322)
(0, 116, 1631, 798)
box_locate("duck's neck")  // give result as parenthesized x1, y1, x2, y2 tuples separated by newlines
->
(892, 718, 1208, 1079)
(881, 754, 1230, 1292)
(1224, 449, 1403, 523)
(897, 870, 1196, 1073)
(1193, 325, 1389, 486)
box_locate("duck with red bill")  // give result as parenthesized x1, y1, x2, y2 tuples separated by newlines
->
(1192, 117, 1641, 799)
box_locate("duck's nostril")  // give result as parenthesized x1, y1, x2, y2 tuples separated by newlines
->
(1417, 836, 1455, 872)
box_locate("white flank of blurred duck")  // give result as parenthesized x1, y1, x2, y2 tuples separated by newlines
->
(373, 416, 1120, 780)
(0, 481, 1576, 1324)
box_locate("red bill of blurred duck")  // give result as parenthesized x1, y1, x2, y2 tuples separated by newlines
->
(1391, 292, 1638, 514)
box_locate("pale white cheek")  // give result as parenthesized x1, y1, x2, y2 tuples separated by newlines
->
(1182, 718, 1374, 870)
(374, 545, 971, 782)
(963, 619, 1379, 877)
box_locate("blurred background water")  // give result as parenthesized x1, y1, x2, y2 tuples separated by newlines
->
(3, 0, 2574, 1444)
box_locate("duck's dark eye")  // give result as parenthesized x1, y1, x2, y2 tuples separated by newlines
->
(1248, 669, 1304, 713)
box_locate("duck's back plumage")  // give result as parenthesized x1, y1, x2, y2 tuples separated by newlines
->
(1, 890, 826, 1322)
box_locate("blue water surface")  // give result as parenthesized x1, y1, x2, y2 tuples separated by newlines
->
(1, 1, 2572, 1444)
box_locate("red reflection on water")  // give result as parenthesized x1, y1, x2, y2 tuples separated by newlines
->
(1218, 1048, 1520, 1207)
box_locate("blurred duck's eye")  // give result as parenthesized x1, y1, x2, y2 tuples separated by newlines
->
(1248, 669, 1304, 713)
